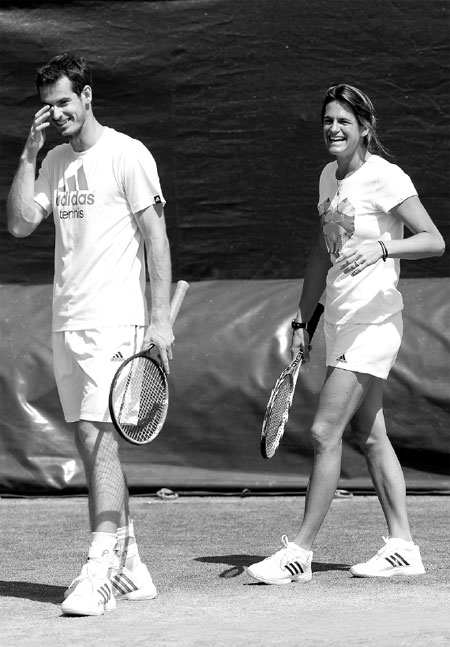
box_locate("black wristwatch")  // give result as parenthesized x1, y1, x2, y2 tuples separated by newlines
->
(291, 320, 307, 331)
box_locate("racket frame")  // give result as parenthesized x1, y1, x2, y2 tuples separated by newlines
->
(260, 302, 324, 459)
(260, 348, 304, 459)
(109, 351, 169, 445)
(108, 280, 189, 445)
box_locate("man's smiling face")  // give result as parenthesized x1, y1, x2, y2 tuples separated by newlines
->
(40, 75, 91, 141)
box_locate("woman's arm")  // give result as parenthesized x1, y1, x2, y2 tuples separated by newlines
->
(337, 196, 445, 275)
(295, 231, 331, 323)
(386, 196, 445, 259)
(291, 231, 331, 359)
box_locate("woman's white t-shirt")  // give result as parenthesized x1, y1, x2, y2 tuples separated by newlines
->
(318, 155, 417, 324)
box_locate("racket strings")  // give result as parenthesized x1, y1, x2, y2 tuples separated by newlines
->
(263, 376, 294, 457)
(112, 357, 168, 444)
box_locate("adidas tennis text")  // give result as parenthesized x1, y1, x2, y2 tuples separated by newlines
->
(56, 165, 95, 220)
(56, 192, 95, 207)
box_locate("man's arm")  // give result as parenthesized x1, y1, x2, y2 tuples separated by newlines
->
(134, 202, 174, 373)
(7, 105, 52, 237)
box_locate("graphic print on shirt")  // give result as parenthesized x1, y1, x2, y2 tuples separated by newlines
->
(55, 164, 95, 220)
(319, 197, 355, 260)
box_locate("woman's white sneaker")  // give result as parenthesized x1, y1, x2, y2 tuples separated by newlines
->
(350, 537, 425, 578)
(246, 535, 313, 585)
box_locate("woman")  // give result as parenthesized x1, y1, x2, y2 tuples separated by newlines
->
(247, 84, 445, 584)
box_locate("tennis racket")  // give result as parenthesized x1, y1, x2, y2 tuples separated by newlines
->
(261, 302, 324, 459)
(109, 280, 189, 445)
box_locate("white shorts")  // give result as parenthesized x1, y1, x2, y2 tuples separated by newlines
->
(324, 313, 403, 380)
(52, 326, 146, 423)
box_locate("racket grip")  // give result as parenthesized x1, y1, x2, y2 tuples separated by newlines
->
(306, 302, 324, 341)
(170, 280, 190, 324)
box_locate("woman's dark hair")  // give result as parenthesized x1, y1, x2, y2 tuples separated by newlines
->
(36, 53, 92, 96)
(321, 84, 388, 155)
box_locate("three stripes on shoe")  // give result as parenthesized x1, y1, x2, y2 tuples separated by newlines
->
(284, 560, 306, 576)
(284, 551, 409, 577)
(384, 552, 410, 568)
(111, 571, 138, 596)
(98, 583, 113, 605)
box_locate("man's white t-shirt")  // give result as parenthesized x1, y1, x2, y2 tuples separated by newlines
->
(318, 155, 417, 324)
(34, 127, 165, 331)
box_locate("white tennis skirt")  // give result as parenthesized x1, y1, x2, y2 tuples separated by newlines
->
(324, 313, 403, 380)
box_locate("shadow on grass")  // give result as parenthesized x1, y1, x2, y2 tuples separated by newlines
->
(195, 555, 349, 578)
(0, 580, 65, 605)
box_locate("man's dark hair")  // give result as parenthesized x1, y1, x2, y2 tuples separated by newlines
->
(36, 53, 92, 95)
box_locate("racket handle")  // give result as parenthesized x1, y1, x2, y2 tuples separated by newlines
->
(170, 280, 190, 325)
(306, 302, 324, 341)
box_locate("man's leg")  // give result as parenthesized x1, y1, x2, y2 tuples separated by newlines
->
(75, 420, 128, 533)
(75, 419, 157, 601)
(61, 420, 127, 615)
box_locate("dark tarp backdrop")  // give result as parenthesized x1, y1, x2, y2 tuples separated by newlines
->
(1, 279, 449, 494)
(1, 0, 449, 282)
(0, 1, 449, 494)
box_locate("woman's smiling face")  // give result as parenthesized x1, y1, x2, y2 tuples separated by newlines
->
(323, 100, 367, 160)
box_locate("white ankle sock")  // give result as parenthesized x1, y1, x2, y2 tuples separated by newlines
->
(116, 520, 142, 571)
(87, 531, 117, 575)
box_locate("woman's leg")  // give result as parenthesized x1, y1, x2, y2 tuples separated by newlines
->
(293, 367, 374, 550)
(350, 379, 412, 541)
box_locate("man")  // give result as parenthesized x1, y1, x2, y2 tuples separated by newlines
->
(7, 53, 174, 616)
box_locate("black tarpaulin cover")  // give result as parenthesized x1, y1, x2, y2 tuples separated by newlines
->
(0, 0, 449, 284)
(0, 1, 448, 493)
(0, 279, 449, 495)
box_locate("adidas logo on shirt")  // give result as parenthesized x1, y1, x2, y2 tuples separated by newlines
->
(111, 351, 124, 362)
(336, 354, 347, 363)
(56, 164, 95, 220)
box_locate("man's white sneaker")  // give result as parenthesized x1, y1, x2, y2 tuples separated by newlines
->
(63, 563, 95, 599)
(246, 535, 313, 585)
(110, 562, 157, 600)
(350, 537, 425, 578)
(61, 566, 116, 616)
